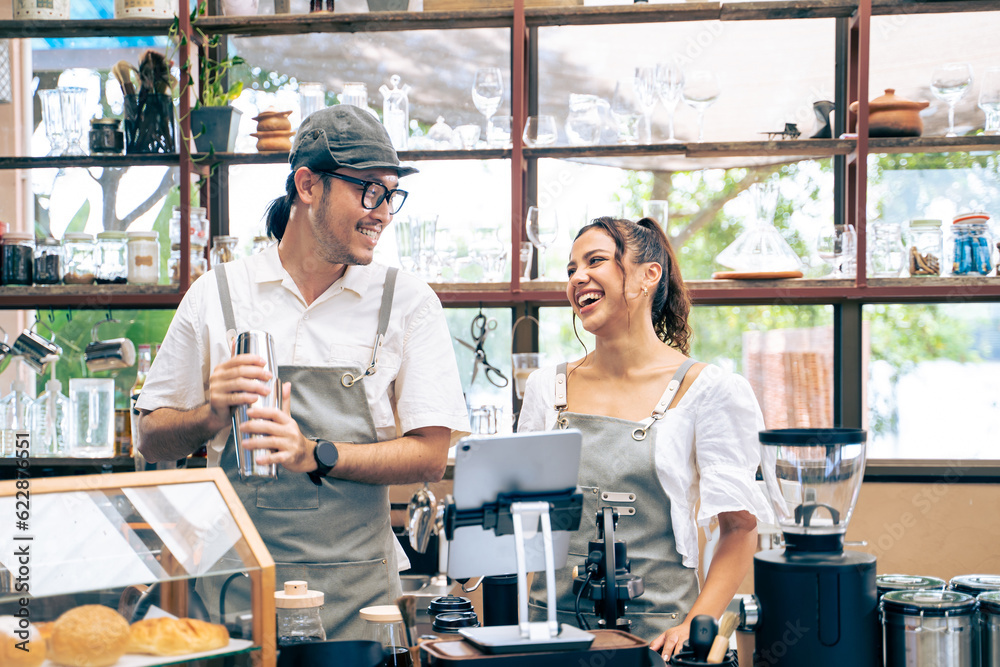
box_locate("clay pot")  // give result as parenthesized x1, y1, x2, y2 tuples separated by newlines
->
(849, 88, 930, 137)
(252, 109, 293, 132)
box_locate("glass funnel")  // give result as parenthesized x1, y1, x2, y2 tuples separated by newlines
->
(759, 428, 867, 550)
(715, 179, 802, 273)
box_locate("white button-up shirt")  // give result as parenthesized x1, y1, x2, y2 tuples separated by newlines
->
(137, 244, 471, 466)
(518, 363, 772, 569)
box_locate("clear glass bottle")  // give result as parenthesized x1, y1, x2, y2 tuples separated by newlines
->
(906, 219, 943, 277)
(2, 233, 35, 285)
(1, 380, 33, 457)
(210, 235, 239, 266)
(380, 74, 410, 151)
(33, 236, 63, 285)
(868, 220, 904, 278)
(63, 232, 97, 284)
(360, 605, 410, 666)
(27, 378, 70, 457)
(275, 581, 326, 646)
(95, 231, 128, 284)
(950, 221, 994, 276)
(126, 230, 161, 284)
(170, 206, 209, 247)
(68, 378, 116, 458)
(168, 242, 208, 285)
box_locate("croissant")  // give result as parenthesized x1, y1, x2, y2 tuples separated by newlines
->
(127, 617, 230, 656)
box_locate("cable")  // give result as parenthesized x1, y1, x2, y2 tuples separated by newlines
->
(574, 570, 592, 631)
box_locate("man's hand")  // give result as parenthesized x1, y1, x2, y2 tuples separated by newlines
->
(206, 352, 273, 433)
(650, 621, 689, 660)
(239, 382, 315, 473)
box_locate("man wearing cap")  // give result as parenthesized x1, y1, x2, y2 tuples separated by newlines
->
(136, 106, 470, 639)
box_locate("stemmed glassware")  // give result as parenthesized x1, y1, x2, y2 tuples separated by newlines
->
(39, 89, 66, 156)
(525, 206, 559, 281)
(978, 66, 1000, 136)
(682, 71, 720, 142)
(633, 66, 658, 144)
(610, 79, 643, 144)
(472, 67, 504, 137)
(930, 62, 973, 137)
(655, 61, 684, 143)
(58, 87, 89, 156)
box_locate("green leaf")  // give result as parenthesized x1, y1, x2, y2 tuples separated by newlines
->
(66, 200, 90, 234)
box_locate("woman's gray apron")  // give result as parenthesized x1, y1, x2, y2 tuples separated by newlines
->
(209, 263, 402, 641)
(528, 359, 700, 641)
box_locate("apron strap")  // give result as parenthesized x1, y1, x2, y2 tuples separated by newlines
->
(215, 263, 238, 349)
(632, 358, 699, 441)
(553, 362, 569, 429)
(342, 267, 399, 388)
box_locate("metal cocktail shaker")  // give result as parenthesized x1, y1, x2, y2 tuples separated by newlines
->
(231, 330, 280, 482)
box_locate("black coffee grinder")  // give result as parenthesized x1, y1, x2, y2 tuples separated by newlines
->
(741, 428, 878, 667)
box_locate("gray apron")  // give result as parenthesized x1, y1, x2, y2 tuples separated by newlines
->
(211, 263, 403, 641)
(528, 360, 700, 641)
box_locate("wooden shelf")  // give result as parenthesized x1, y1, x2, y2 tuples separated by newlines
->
(867, 135, 1000, 154)
(0, 154, 180, 170)
(0, 284, 183, 309)
(872, 0, 1000, 16)
(0, 17, 172, 39)
(198, 148, 511, 166)
(195, 9, 512, 36)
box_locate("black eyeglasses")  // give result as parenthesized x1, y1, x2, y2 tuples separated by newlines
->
(314, 170, 408, 215)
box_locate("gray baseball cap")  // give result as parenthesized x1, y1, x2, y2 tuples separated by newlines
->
(288, 105, 418, 177)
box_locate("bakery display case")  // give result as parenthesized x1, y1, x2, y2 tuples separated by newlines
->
(0, 467, 276, 666)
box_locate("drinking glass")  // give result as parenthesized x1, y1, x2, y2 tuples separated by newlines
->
(58, 86, 89, 156)
(634, 66, 658, 144)
(525, 206, 559, 280)
(395, 215, 417, 272)
(978, 66, 1000, 136)
(298, 82, 326, 121)
(655, 61, 684, 143)
(611, 79, 643, 144)
(456, 124, 481, 150)
(39, 89, 66, 156)
(931, 62, 973, 137)
(519, 241, 534, 281)
(512, 352, 543, 400)
(522, 115, 557, 146)
(472, 67, 503, 136)
(816, 224, 856, 278)
(682, 71, 721, 142)
(488, 115, 513, 147)
(643, 200, 669, 229)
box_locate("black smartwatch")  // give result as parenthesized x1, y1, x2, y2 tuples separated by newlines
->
(308, 439, 339, 486)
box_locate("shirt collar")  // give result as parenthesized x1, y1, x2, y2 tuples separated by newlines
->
(249, 242, 376, 298)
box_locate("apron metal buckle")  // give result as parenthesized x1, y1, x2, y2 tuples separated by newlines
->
(631, 427, 647, 441)
(341, 372, 358, 387)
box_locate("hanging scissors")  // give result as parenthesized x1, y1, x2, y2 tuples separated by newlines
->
(454, 308, 509, 388)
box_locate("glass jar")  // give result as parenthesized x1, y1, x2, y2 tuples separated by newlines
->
(907, 219, 942, 277)
(950, 214, 994, 276)
(63, 232, 96, 284)
(170, 205, 209, 247)
(95, 231, 128, 284)
(33, 236, 62, 284)
(360, 605, 410, 666)
(868, 220, 904, 278)
(1, 233, 34, 285)
(126, 230, 160, 284)
(275, 581, 326, 647)
(89, 118, 124, 154)
(252, 235, 272, 255)
(168, 242, 207, 285)
(210, 235, 239, 266)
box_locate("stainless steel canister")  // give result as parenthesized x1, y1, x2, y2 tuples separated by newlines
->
(231, 330, 280, 482)
(882, 589, 977, 667)
(980, 592, 1000, 667)
(952, 575, 1000, 598)
(877, 575, 948, 667)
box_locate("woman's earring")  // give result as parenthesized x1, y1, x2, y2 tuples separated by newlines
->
(642, 286, 649, 297)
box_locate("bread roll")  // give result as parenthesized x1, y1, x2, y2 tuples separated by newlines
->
(0, 615, 46, 667)
(127, 617, 229, 656)
(48, 605, 129, 667)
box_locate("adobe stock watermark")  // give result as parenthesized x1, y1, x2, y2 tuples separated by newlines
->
(754, 619, 810, 666)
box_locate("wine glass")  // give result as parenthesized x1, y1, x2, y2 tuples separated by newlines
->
(634, 66, 658, 144)
(522, 115, 557, 147)
(472, 67, 503, 136)
(38, 89, 66, 157)
(978, 66, 1000, 136)
(931, 62, 973, 137)
(655, 61, 684, 143)
(525, 206, 559, 280)
(682, 71, 721, 142)
(611, 79, 643, 144)
(58, 86, 89, 156)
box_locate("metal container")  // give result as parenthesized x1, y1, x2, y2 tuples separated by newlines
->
(882, 589, 977, 667)
(980, 592, 1000, 667)
(231, 330, 280, 482)
(952, 575, 1000, 597)
(878, 574, 948, 599)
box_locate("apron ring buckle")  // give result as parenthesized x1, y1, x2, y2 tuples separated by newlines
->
(341, 372, 359, 388)
(631, 427, 647, 441)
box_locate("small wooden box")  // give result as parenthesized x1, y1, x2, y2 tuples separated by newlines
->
(423, 0, 582, 10)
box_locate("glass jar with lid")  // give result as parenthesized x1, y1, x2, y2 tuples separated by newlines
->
(360, 605, 410, 666)
(95, 231, 128, 284)
(126, 230, 160, 284)
(275, 580, 326, 646)
(2, 233, 34, 285)
(949, 212, 994, 276)
(33, 236, 62, 284)
(906, 219, 942, 276)
(63, 233, 96, 284)
(210, 235, 239, 266)
(170, 206, 209, 247)
(868, 220, 904, 278)
(168, 242, 207, 285)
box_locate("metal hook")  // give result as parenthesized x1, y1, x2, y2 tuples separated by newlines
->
(48, 308, 55, 323)
(67, 310, 72, 322)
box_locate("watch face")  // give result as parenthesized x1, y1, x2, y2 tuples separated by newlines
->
(316, 440, 338, 467)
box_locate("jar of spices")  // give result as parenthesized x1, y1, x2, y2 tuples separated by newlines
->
(949, 212, 994, 276)
(89, 118, 124, 154)
(210, 235, 239, 266)
(868, 220, 905, 278)
(252, 235, 272, 255)
(95, 231, 128, 284)
(63, 233, 96, 284)
(1, 233, 34, 285)
(33, 236, 62, 284)
(168, 242, 208, 285)
(907, 219, 942, 276)
(126, 230, 160, 284)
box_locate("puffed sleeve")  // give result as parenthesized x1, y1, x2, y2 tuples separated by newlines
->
(516, 366, 554, 433)
(694, 369, 773, 526)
